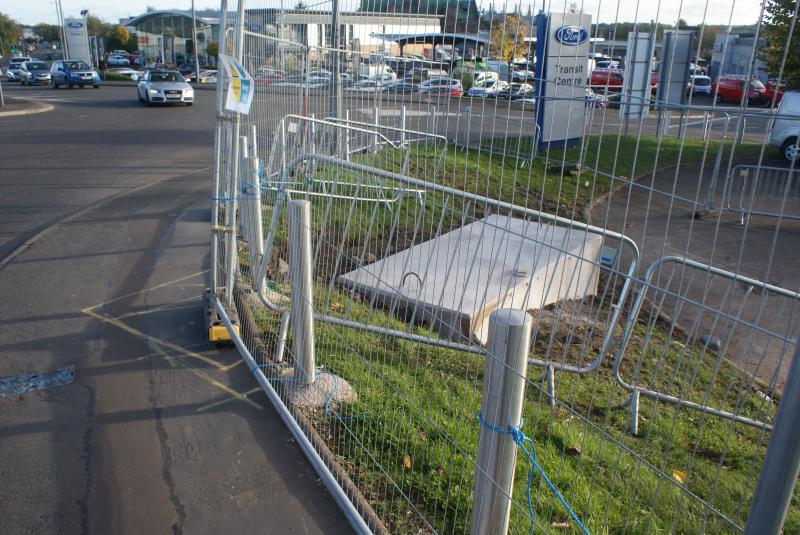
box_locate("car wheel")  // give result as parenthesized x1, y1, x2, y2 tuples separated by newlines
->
(186, 102, 193, 106)
(146, 94, 153, 107)
(66, 79, 72, 89)
(52, 80, 59, 89)
(781, 138, 800, 162)
(93, 85, 99, 89)
(715, 94, 723, 103)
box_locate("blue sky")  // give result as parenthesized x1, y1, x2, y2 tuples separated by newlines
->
(9, 0, 762, 27)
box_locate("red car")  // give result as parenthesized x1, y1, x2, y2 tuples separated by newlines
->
(589, 69, 659, 94)
(766, 79, 785, 106)
(712, 75, 767, 104)
(589, 69, 624, 91)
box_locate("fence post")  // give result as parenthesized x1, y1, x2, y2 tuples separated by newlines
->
(344, 109, 351, 160)
(400, 105, 406, 145)
(744, 344, 800, 534)
(471, 309, 532, 535)
(372, 106, 380, 153)
(288, 200, 316, 385)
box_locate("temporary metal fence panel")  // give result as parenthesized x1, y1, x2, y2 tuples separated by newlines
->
(209, 0, 800, 533)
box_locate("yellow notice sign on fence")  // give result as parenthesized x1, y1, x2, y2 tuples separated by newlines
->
(218, 53, 254, 115)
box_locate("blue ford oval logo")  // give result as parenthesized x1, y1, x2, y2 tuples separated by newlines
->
(67, 21, 84, 28)
(555, 25, 589, 46)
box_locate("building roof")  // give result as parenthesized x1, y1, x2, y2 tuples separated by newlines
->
(124, 10, 219, 29)
(373, 31, 489, 47)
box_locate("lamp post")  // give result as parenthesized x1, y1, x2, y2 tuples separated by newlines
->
(191, 0, 201, 84)
(80, 9, 92, 66)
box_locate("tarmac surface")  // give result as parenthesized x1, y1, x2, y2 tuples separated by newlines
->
(0, 83, 352, 534)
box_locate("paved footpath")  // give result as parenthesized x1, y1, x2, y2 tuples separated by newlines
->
(593, 159, 799, 391)
(0, 84, 351, 534)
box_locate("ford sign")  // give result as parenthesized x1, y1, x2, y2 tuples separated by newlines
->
(554, 25, 589, 46)
(67, 21, 84, 28)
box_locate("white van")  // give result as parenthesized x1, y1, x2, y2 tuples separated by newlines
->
(768, 91, 800, 161)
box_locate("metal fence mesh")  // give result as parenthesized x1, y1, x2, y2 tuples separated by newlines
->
(210, 0, 800, 532)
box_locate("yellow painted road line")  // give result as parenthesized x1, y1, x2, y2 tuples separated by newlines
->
(196, 387, 263, 412)
(83, 270, 209, 312)
(111, 294, 199, 320)
(81, 308, 239, 372)
(152, 345, 263, 411)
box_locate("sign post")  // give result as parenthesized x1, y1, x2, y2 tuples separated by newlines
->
(63, 18, 91, 64)
(534, 12, 592, 149)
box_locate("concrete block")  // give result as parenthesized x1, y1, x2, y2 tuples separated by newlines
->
(338, 214, 602, 345)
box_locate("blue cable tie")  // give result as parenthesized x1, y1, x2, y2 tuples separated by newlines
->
(318, 371, 368, 421)
(477, 410, 590, 535)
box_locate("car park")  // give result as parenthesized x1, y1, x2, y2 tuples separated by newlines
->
(50, 60, 100, 89)
(688, 75, 712, 96)
(5, 56, 31, 81)
(768, 91, 800, 161)
(137, 70, 194, 105)
(108, 67, 143, 80)
(20, 61, 51, 85)
(712, 75, 767, 104)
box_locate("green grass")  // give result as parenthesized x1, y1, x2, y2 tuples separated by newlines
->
(241, 134, 788, 533)
(249, 284, 791, 534)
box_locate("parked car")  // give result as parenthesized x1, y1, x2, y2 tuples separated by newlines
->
(466, 79, 508, 98)
(495, 82, 534, 100)
(109, 67, 143, 81)
(197, 69, 217, 84)
(512, 69, 536, 83)
(419, 78, 463, 96)
(688, 75, 712, 96)
(382, 82, 419, 94)
(137, 70, 194, 105)
(768, 91, 800, 161)
(20, 61, 51, 85)
(345, 79, 383, 93)
(50, 60, 100, 89)
(584, 88, 607, 108)
(5, 56, 31, 81)
(589, 69, 624, 91)
(107, 54, 131, 66)
(766, 79, 785, 106)
(712, 75, 767, 104)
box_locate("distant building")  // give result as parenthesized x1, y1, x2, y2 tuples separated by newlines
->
(360, 0, 480, 32)
(245, 9, 440, 54)
(709, 34, 768, 81)
(124, 10, 220, 66)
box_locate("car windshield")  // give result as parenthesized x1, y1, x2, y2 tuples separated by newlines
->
(150, 72, 183, 82)
(693, 77, 711, 86)
(750, 79, 765, 89)
(27, 62, 48, 70)
(64, 61, 90, 70)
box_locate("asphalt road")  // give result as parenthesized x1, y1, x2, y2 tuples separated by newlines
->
(0, 83, 352, 534)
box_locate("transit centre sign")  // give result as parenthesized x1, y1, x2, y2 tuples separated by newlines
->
(535, 12, 592, 147)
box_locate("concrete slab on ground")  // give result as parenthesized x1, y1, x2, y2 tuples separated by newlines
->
(339, 214, 602, 344)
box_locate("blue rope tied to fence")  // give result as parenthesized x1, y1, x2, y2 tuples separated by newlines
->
(318, 371, 368, 421)
(477, 410, 590, 535)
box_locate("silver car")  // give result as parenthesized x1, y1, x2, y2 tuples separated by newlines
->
(20, 61, 52, 86)
(137, 70, 194, 106)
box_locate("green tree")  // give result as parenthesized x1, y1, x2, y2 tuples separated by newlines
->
(761, 0, 800, 86)
(490, 14, 529, 65)
(105, 24, 133, 51)
(33, 23, 60, 43)
(0, 12, 20, 56)
(86, 14, 109, 37)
